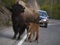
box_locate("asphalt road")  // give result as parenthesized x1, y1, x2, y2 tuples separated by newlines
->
(0, 19, 60, 45)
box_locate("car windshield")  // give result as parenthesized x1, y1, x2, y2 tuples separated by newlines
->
(39, 12, 47, 17)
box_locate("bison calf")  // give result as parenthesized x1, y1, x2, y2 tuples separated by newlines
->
(27, 22, 40, 42)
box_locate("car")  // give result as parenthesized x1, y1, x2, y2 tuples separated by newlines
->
(37, 10, 49, 28)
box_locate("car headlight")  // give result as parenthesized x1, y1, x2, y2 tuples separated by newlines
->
(42, 19, 47, 21)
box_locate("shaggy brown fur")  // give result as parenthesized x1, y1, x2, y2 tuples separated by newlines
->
(6, 0, 39, 40)
(27, 22, 40, 42)
(18, 1, 39, 24)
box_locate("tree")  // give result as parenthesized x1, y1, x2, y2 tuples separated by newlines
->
(27, 0, 40, 10)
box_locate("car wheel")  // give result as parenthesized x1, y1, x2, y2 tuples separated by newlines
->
(44, 23, 47, 28)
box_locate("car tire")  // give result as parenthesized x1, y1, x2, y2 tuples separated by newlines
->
(44, 23, 47, 28)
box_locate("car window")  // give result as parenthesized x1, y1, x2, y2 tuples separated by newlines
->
(38, 11, 48, 17)
(40, 12, 47, 17)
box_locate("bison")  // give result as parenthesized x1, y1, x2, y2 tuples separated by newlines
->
(26, 22, 40, 42)
(6, 1, 39, 40)
(11, 3, 27, 40)
(5, 2, 26, 40)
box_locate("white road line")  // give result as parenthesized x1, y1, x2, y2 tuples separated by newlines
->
(17, 34, 27, 45)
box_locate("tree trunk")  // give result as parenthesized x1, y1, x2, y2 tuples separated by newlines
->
(27, 0, 40, 10)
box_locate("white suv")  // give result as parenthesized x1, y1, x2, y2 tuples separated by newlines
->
(37, 10, 49, 28)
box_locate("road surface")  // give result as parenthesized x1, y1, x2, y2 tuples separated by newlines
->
(0, 19, 60, 45)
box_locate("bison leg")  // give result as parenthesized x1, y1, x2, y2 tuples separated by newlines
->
(13, 31, 18, 39)
(12, 25, 19, 39)
(17, 25, 26, 40)
(35, 30, 39, 43)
